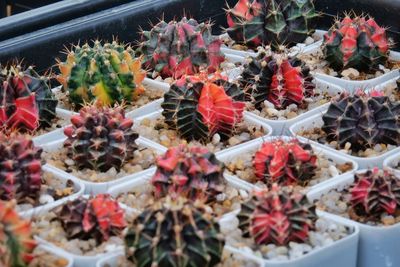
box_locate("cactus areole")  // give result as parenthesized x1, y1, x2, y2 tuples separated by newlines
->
(323, 15, 390, 71)
(226, 0, 318, 49)
(162, 73, 246, 142)
(0, 65, 57, 131)
(137, 17, 225, 79)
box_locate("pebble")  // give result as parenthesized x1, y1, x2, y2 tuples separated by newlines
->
(304, 36, 315, 45)
(286, 111, 298, 119)
(382, 215, 395, 225)
(263, 100, 275, 109)
(228, 137, 241, 146)
(212, 133, 221, 145)
(239, 132, 251, 141)
(328, 165, 339, 177)
(39, 194, 54, 204)
(216, 193, 227, 202)
(341, 68, 360, 79)
(65, 159, 75, 166)
(266, 108, 279, 117)
(287, 104, 298, 111)
(344, 142, 351, 150)
(374, 144, 383, 152)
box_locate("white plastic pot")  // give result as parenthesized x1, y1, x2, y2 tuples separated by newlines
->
(219, 207, 359, 267)
(132, 108, 273, 152)
(301, 30, 400, 92)
(36, 244, 74, 267)
(220, 30, 326, 58)
(40, 136, 167, 195)
(383, 153, 400, 176)
(20, 165, 84, 218)
(32, 195, 128, 267)
(307, 170, 400, 267)
(215, 135, 358, 191)
(289, 112, 400, 169)
(244, 77, 344, 135)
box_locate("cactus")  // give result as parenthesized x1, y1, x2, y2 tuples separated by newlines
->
(226, 0, 318, 49)
(151, 145, 225, 201)
(0, 132, 42, 203)
(0, 200, 37, 267)
(239, 51, 315, 110)
(323, 14, 390, 71)
(137, 17, 225, 79)
(56, 194, 127, 243)
(124, 197, 225, 267)
(238, 184, 317, 246)
(161, 72, 246, 142)
(322, 91, 400, 152)
(350, 168, 400, 220)
(57, 41, 146, 109)
(63, 104, 139, 172)
(253, 139, 317, 186)
(0, 65, 57, 131)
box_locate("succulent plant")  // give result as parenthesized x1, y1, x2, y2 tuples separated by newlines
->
(0, 65, 57, 131)
(137, 17, 225, 79)
(0, 132, 42, 203)
(226, 0, 318, 49)
(322, 91, 400, 152)
(253, 139, 317, 187)
(57, 40, 146, 109)
(151, 145, 225, 201)
(238, 184, 317, 246)
(56, 194, 127, 243)
(239, 51, 315, 110)
(125, 197, 225, 267)
(350, 168, 400, 220)
(0, 200, 37, 267)
(63, 104, 139, 172)
(161, 72, 246, 142)
(323, 14, 390, 72)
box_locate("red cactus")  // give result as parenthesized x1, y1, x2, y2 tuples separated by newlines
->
(238, 185, 317, 246)
(57, 194, 127, 243)
(239, 51, 315, 110)
(253, 139, 317, 186)
(323, 14, 390, 71)
(162, 72, 246, 141)
(151, 145, 225, 201)
(350, 168, 400, 219)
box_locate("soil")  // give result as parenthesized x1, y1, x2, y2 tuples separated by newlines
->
(16, 171, 76, 213)
(34, 117, 69, 137)
(43, 146, 158, 183)
(134, 116, 267, 152)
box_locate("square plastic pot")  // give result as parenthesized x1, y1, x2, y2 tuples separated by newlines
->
(32, 195, 129, 267)
(39, 136, 167, 195)
(215, 135, 358, 192)
(307, 170, 400, 267)
(20, 164, 84, 218)
(289, 112, 400, 169)
(219, 209, 359, 267)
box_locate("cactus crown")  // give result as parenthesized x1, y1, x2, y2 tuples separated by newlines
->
(124, 197, 225, 267)
(162, 72, 246, 142)
(239, 51, 315, 110)
(63, 103, 139, 172)
(350, 168, 400, 221)
(0, 200, 37, 267)
(253, 139, 317, 187)
(0, 65, 57, 131)
(137, 17, 225, 79)
(151, 145, 225, 201)
(322, 90, 400, 152)
(0, 132, 42, 203)
(323, 14, 390, 71)
(57, 40, 146, 109)
(226, 0, 318, 49)
(238, 185, 317, 246)
(56, 194, 127, 244)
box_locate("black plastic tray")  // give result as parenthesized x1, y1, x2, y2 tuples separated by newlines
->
(0, 0, 136, 42)
(0, 0, 398, 73)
